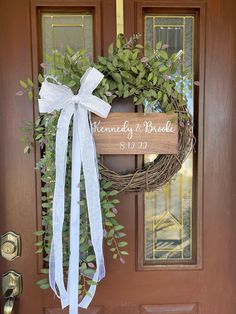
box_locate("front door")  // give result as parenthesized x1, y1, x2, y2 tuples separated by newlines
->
(1, 0, 236, 313)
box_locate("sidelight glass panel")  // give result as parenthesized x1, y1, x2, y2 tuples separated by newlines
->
(144, 16, 194, 262)
(42, 13, 93, 65)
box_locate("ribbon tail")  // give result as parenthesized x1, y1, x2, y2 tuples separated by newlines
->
(77, 105, 105, 309)
(49, 108, 73, 308)
(67, 108, 82, 314)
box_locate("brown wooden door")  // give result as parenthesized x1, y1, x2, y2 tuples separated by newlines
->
(0, 0, 236, 314)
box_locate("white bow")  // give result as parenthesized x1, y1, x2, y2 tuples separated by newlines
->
(39, 67, 111, 314)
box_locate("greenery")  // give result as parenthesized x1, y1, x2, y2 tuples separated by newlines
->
(19, 34, 191, 298)
(21, 114, 128, 297)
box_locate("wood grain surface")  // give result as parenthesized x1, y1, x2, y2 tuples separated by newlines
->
(92, 112, 178, 154)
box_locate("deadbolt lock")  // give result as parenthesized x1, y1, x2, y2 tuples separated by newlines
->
(1, 232, 21, 261)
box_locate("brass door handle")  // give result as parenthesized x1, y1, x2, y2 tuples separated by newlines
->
(2, 271, 22, 314)
(4, 297, 15, 314)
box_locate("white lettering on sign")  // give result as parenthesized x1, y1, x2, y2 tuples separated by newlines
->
(91, 112, 178, 155)
(92, 120, 175, 140)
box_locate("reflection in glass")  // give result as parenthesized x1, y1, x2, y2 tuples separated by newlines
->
(144, 16, 194, 261)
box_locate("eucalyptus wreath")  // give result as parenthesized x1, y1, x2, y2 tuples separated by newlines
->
(19, 34, 193, 297)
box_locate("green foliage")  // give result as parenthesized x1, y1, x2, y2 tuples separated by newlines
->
(23, 109, 128, 294)
(20, 49, 129, 297)
(94, 34, 191, 115)
(19, 34, 191, 294)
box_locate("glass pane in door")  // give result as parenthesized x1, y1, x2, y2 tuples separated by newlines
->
(144, 16, 195, 262)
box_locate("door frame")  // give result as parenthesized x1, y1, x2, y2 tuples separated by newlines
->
(128, 0, 206, 271)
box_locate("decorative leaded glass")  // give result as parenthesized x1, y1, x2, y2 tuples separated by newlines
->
(144, 16, 194, 262)
(42, 13, 93, 65)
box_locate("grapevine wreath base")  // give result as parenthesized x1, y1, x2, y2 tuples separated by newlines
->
(99, 97, 194, 193)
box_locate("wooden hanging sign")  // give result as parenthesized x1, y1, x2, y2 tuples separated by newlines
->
(91, 112, 178, 155)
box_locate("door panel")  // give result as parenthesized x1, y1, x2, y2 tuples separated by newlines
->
(0, 0, 236, 313)
(140, 304, 198, 314)
(0, 0, 41, 313)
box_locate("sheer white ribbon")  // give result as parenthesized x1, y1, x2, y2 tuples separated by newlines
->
(39, 67, 111, 314)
